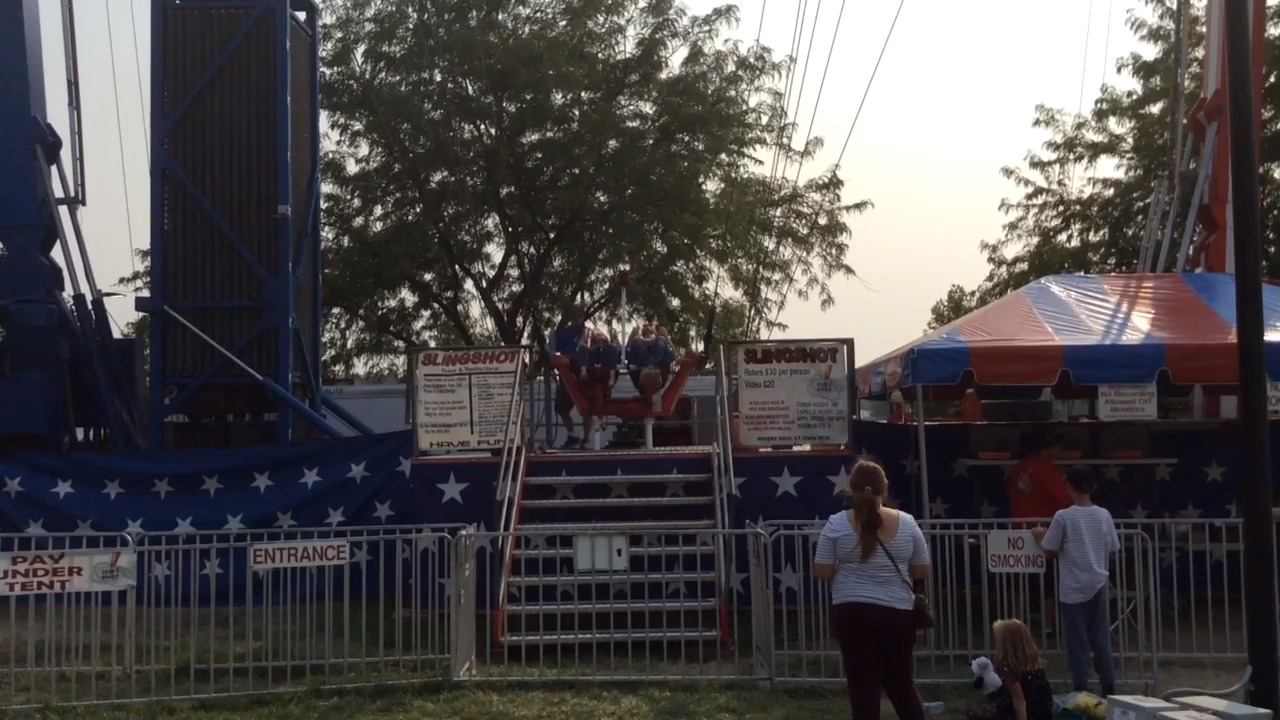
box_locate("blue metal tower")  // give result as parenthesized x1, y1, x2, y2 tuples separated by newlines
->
(142, 0, 361, 448)
(0, 0, 143, 452)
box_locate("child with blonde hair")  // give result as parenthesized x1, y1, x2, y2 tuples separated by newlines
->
(967, 619, 1054, 720)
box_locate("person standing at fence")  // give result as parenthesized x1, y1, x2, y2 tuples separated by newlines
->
(1008, 433, 1073, 633)
(552, 305, 589, 447)
(1031, 466, 1119, 696)
(814, 460, 931, 720)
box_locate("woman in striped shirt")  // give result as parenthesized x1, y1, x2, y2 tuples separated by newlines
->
(814, 460, 931, 720)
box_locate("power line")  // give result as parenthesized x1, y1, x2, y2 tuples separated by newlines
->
(755, 0, 767, 44)
(104, 0, 139, 273)
(793, 0, 847, 181)
(128, 0, 150, 171)
(775, 0, 823, 186)
(1076, 0, 1094, 115)
(835, 0, 905, 169)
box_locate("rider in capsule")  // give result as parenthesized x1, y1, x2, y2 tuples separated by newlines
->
(580, 328, 621, 446)
(626, 321, 674, 397)
(552, 305, 589, 447)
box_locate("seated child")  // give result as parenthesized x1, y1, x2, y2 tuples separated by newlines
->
(579, 328, 620, 445)
(967, 619, 1054, 720)
(625, 322, 674, 396)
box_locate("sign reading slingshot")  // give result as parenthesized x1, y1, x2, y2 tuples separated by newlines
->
(409, 346, 528, 454)
(728, 339, 855, 449)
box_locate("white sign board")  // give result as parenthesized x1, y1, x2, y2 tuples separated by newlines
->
(412, 347, 524, 452)
(0, 550, 137, 595)
(986, 531, 1046, 573)
(736, 343, 849, 447)
(1096, 384, 1157, 421)
(1268, 382, 1280, 416)
(250, 541, 350, 569)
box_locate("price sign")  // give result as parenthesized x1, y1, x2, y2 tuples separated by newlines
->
(736, 343, 849, 447)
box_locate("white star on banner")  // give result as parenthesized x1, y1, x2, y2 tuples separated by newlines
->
(250, 472, 274, 493)
(151, 560, 172, 584)
(124, 518, 145, 536)
(770, 467, 802, 498)
(299, 467, 323, 489)
(1203, 462, 1225, 482)
(51, 479, 74, 499)
(928, 498, 950, 519)
(1102, 465, 1122, 482)
(351, 545, 371, 565)
(1154, 464, 1174, 482)
(1226, 502, 1239, 519)
(827, 466, 851, 496)
(398, 456, 412, 478)
(102, 479, 124, 500)
(152, 478, 174, 500)
(664, 481, 686, 498)
(1159, 548, 1180, 568)
(731, 569, 749, 597)
(201, 558, 222, 577)
(24, 518, 45, 535)
(74, 519, 94, 534)
(774, 563, 801, 596)
(902, 455, 921, 478)
(274, 511, 297, 529)
(347, 462, 370, 484)
(1129, 504, 1149, 520)
(1177, 504, 1202, 520)
(979, 501, 997, 519)
(666, 580, 688, 598)
(556, 581, 577, 599)
(553, 484, 575, 500)
(201, 475, 223, 497)
(609, 482, 630, 499)
(372, 500, 395, 522)
(174, 517, 196, 533)
(731, 475, 747, 496)
(951, 460, 970, 478)
(224, 514, 246, 531)
(437, 474, 469, 504)
(324, 507, 346, 527)
(2, 477, 22, 498)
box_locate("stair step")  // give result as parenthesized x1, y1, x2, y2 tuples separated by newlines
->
(503, 629, 720, 645)
(515, 520, 715, 533)
(508, 571, 715, 586)
(520, 496, 713, 510)
(514, 546, 712, 559)
(507, 599, 716, 614)
(524, 473, 711, 485)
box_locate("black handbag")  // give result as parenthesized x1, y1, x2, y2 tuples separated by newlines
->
(877, 537, 934, 630)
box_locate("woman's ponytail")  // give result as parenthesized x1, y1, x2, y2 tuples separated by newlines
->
(847, 461, 890, 562)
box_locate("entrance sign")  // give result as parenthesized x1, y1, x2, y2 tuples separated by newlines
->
(986, 531, 1046, 573)
(1096, 384, 1157, 421)
(411, 347, 525, 452)
(0, 550, 137, 595)
(736, 343, 850, 447)
(250, 540, 350, 569)
(1268, 382, 1280, 416)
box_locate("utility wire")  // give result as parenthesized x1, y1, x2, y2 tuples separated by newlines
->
(775, 0, 824, 186)
(1076, 0, 1094, 116)
(128, 0, 150, 171)
(105, 0, 139, 273)
(835, 0, 905, 168)
(766, 0, 904, 338)
(755, 0, 768, 44)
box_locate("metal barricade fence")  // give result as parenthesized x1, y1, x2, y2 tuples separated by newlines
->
(760, 519, 1160, 691)
(452, 528, 771, 682)
(0, 532, 137, 709)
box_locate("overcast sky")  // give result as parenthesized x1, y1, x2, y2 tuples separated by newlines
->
(35, 0, 1145, 363)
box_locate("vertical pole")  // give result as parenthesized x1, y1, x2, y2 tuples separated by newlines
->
(147, 0, 167, 449)
(914, 387, 930, 519)
(1224, 0, 1277, 709)
(308, 5, 324, 411)
(274, 0, 295, 445)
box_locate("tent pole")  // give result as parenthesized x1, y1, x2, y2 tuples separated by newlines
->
(914, 387, 931, 520)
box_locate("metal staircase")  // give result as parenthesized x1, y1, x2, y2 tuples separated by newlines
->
(497, 447, 725, 647)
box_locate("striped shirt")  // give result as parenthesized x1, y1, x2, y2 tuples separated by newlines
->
(815, 509, 929, 610)
(1039, 504, 1119, 604)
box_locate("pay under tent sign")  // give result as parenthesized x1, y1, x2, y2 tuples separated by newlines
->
(411, 346, 526, 453)
(1096, 383, 1157, 421)
(985, 531, 1046, 573)
(0, 550, 138, 595)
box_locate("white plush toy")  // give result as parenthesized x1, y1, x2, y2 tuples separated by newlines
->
(971, 656, 1003, 695)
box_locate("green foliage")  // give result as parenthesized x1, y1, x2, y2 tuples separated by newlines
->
(928, 0, 1280, 331)
(319, 0, 867, 377)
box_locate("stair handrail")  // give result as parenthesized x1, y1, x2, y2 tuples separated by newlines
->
(492, 348, 531, 638)
(712, 345, 737, 637)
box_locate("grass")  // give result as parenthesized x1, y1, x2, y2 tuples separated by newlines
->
(13, 684, 977, 720)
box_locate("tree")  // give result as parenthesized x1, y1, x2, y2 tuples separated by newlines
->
(319, 0, 867, 377)
(928, 0, 1280, 330)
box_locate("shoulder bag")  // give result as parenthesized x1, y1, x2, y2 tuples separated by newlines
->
(877, 536, 934, 630)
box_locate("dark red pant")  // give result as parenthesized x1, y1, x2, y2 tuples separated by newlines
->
(831, 602, 924, 720)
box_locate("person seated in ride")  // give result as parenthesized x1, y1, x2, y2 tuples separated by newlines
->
(552, 305, 590, 447)
(625, 322, 674, 397)
(579, 328, 620, 446)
